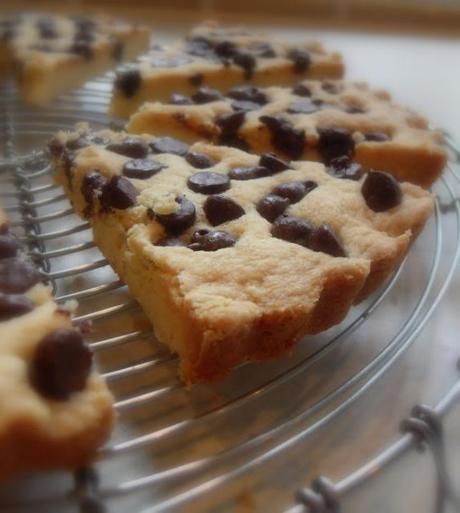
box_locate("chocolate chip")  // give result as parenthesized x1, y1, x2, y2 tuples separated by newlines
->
(317, 127, 355, 163)
(227, 85, 268, 105)
(216, 110, 246, 135)
(74, 27, 95, 43)
(107, 137, 149, 159)
(256, 194, 290, 222)
(71, 15, 96, 34)
(327, 156, 363, 181)
(123, 158, 165, 179)
(273, 180, 317, 203)
(308, 224, 346, 257)
(0, 293, 34, 321)
(259, 153, 291, 174)
(70, 41, 92, 60)
(232, 51, 256, 79)
(47, 137, 64, 158)
(81, 171, 107, 217)
(155, 237, 185, 247)
(37, 18, 57, 39)
(185, 152, 215, 169)
(249, 42, 276, 58)
(169, 93, 194, 106)
(321, 81, 341, 94)
(111, 36, 124, 61)
(188, 229, 237, 251)
(30, 328, 93, 401)
(228, 166, 271, 180)
(0, 258, 41, 294)
(183, 36, 214, 58)
(214, 40, 237, 58)
(101, 176, 138, 210)
(287, 100, 322, 115)
(155, 196, 196, 235)
(361, 171, 402, 212)
(192, 86, 224, 104)
(204, 195, 245, 226)
(346, 106, 366, 114)
(230, 100, 261, 112)
(271, 215, 313, 246)
(0, 230, 19, 259)
(187, 172, 230, 194)
(150, 137, 189, 156)
(292, 84, 312, 97)
(66, 133, 108, 151)
(260, 115, 305, 160)
(287, 49, 311, 74)
(189, 73, 204, 86)
(364, 132, 390, 142)
(115, 69, 141, 98)
(149, 54, 193, 68)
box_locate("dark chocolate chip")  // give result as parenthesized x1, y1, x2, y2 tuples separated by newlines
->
(30, 328, 93, 401)
(150, 136, 189, 156)
(187, 172, 230, 194)
(0, 293, 34, 321)
(70, 40, 93, 60)
(307, 224, 346, 257)
(216, 110, 246, 135)
(228, 166, 271, 180)
(273, 180, 317, 203)
(191, 86, 224, 104)
(271, 215, 313, 246)
(260, 115, 305, 160)
(74, 28, 95, 43)
(101, 176, 138, 210)
(149, 54, 193, 68)
(321, 81, 341, 94)
(287, 49, 311, 74)
(188, 229, 237, 251)
(232, 51, 256, 79)
(287, 100, 322, 115)
(155, 196, 196, 235)
(292, 84, 312, 97)
(317, 127, 355, 163)
(183, 36, 214, 58)
(115, 69, 141, 98)
(123, 158, 165, 179)
(81, 170, 107, 217)
(106, 137, 149, 159)
(364, 132, 390, 142)
(189, 73, 204, 86)
(327, 156, 363, 181)
(230, 100, 261, 112)
(214, 40, 237, 58)
(169, 93, 194, 105)
(155, 237, 186, 247)
(259, 153, 291, 174)
(70, 15, 96, 34)
(227, 85, 268, 105)
(361, 171, 402, 212)
(346, 105, 366, 114)
(185, 152, 215, 169)
(0, 258, 41, 294)
(0, 230, 19, 259)
(256, 194, 290, 222)
(204, 195, 245, 226)
(65, 133, 108, 151)
(37, 18, 57, 39)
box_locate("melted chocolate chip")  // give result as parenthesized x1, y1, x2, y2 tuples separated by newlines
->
(155, 196, 196, 235)
(187, 172, 230, 194)
(317, 127, 355, 163)
(227, 85, 267, 105)
(169, 93, 194, 105)
(327, 156, 363, 181)
(155, 237, 185, 247)
(204, 195, 245, 226)
(308, 224, 346, 257)
(273, 180, 317, 203)
(0, 293, 34, 321)
(81, 171, 107, 217)
(228, 166, 271, 180)
(232, 51, 256, 79)
(101, 176, 138, 210)
(364, 132, 390, 142)
(106, 137, 149, 159)
(271, 215, 313, 246)
(150, 136, 189, 156)
(361, 171, 402, 212)
(123, 158, 165, 179)
(260, 115, 305, 160)
(189, 73, 204, 86)
(185, 152, 215, 169)
(37, 18, 57, 39)
(214, 40, 237, 58)
(0, 230, 19, 259)
(0, 258, 41, 294)
(256, 194, 290, 222)
(192, 86, 224, 104)
(30, 328, 93, 401)
(292, 84, 312, 97)
(115, 69, 141, 98)
(70, 41, 93, 60)
(287, 49, 311, 74)
(259, 153, 291, 174)
(216, 110, 246, 148)
(287, 100, 322, 115)
(188, 229, 237, 251)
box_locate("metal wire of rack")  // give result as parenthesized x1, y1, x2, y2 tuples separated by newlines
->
(0, 76, 459, 513)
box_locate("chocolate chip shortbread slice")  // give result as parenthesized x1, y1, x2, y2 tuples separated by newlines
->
(49, 126, 432, 382)
(0, 13, 150, 105)
(127, 80, 446, 188)
(110, 22, 343, 118)
(0, 209, 114, 478)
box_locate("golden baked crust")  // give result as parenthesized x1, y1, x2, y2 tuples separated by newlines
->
(0, 209, 114, 479)
(50, 125, 433, 382)
(127, 80, 446, 188)
(110, 22, 344, 118)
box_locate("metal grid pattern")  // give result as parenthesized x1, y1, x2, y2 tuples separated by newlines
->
(0, 76, 459, 513)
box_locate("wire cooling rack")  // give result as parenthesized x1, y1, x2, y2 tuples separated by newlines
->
(0, 75, 459, 513)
